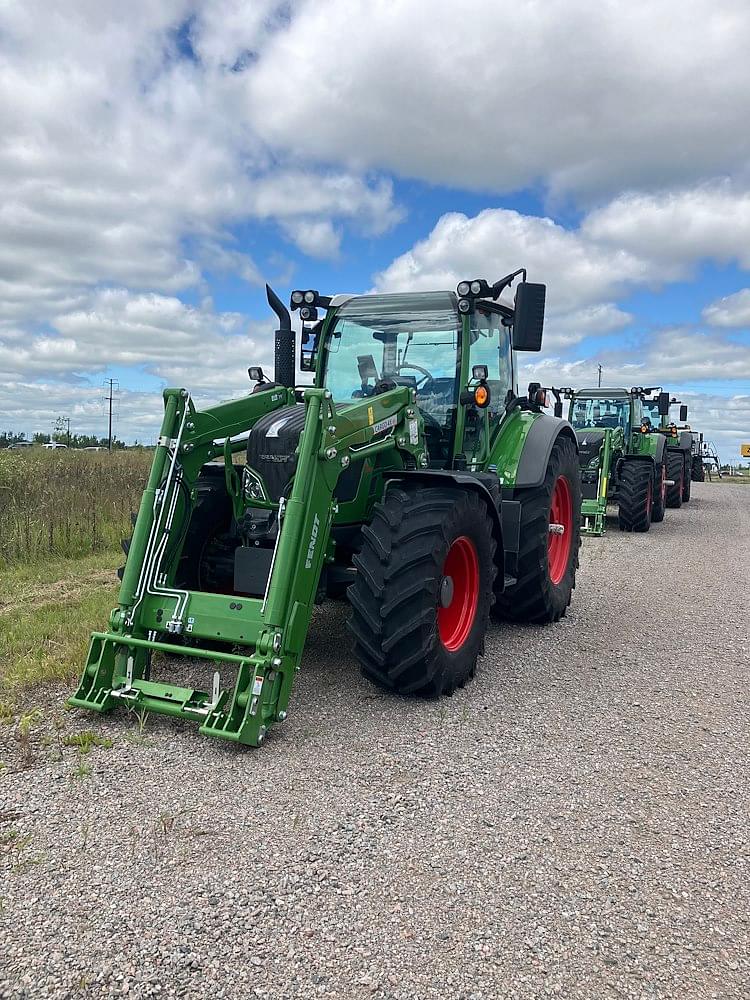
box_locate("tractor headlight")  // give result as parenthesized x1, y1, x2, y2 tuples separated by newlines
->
(458, 298, 471, 313)
(470, 280, 482, 295)
(457, 281, 471, 297)
(304, 290, 316, 304)
(291, 290, 304, 305)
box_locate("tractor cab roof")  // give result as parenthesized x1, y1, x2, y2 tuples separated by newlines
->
(334, 290, 458, 316)
(573, 388, 630, 399)
(330, 291, 460, 333)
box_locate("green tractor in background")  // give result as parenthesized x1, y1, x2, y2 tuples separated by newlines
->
(690, 432, 706, 482)
(70, 271, 582, 747)
(641, 392, 692, 507)
(555, 386, 669, 536)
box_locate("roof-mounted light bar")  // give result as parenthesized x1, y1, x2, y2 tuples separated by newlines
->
(289, 289, 332, 322)
(456, 268, 528, 315)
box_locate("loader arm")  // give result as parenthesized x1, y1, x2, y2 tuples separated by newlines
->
(580, 428, 615, 536)
(69, 384, 426, 746)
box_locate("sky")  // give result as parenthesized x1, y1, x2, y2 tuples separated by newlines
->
(0, 0, 749, 460)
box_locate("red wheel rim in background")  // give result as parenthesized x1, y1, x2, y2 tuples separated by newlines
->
(548, 476, 573, 585)
(438, 536, 480, 651)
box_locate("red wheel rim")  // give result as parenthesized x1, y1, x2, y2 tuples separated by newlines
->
(548, 476, 573, 586)
(437, 536, 479, 651)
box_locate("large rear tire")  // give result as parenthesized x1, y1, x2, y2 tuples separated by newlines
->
(692, 456, 705, 482)
(348, 485, 496, 696)
(666, 451, 683, 509)
(618, 460, 653, 532)
(651, 460, 667, 524)
(492, 434, 581, 624)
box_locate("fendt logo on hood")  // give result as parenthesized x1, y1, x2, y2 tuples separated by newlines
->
(305, 513, 321, 570)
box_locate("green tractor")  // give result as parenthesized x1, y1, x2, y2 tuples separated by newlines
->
(641, 392, 692, 506)
(557, 386, 669, 536)
(70, 272, 582, 747)
(688, 431, 721, 481)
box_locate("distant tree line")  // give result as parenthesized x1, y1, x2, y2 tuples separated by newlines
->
(0, 430, 134, 449)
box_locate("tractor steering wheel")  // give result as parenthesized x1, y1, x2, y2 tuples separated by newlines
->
(398, 363, 434, 390)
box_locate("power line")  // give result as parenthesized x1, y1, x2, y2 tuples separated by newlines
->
(103, 378, 120, 451)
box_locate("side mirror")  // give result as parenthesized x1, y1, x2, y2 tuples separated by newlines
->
(657, 391, 671, 416)
(554, 401, 563, 418)
(679, 404, 688, 422)
(512, 282, 545, 352)
(300, 320, 322, 372)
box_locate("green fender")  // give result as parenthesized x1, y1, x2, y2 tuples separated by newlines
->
(490, 409, 578, 490)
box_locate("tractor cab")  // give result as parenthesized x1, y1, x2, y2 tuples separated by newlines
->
(317, 290, 514, 468)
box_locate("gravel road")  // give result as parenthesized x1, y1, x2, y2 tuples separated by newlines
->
(1, 482, 748, 1000)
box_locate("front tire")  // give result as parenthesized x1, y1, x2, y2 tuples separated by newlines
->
(692, 456, 705, 482)
(492, 434, 581, 624)
(666, 451, 683, 508)
(682, 455, 692, 502)
(348, 486, 496, 696)
(618, 460, 653, 532)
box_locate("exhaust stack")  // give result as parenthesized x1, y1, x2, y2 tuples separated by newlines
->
(266, 284, 295, 388)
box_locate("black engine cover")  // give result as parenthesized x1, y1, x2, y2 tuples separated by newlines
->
(246, 404, 306, 501)
(575, 428, 606, 468)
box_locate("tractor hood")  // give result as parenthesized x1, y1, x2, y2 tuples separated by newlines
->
(574, 428, 606, 465)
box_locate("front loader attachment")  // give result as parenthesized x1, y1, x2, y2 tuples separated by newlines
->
(580, 428, 614, 536)
(69, 383, 426, 746)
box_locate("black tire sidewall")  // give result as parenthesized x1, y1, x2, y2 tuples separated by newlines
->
(431, 493, 496, 687)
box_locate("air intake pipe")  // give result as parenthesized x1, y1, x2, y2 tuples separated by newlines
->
(266, 284, 295, 388)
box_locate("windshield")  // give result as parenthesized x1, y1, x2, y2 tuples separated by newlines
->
(324, 293, 460, 463)
(571, 397, 630, 432)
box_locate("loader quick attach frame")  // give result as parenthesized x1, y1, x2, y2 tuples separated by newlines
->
(580, 427, 614, 536)
(69, 384, 426, 746)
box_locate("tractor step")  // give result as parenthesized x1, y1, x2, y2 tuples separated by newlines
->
(581, 498, 607, 536)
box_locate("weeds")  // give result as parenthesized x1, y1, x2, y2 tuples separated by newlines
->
(124, 705, 150, 743)
(71, 761, 92, 780)
(0, 700, 14, 726)
(0, 829, 45, 872)
(63, 730, 113, 754)
(16, 708, 43, 766)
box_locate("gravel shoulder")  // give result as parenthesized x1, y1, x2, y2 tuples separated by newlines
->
(1, 483, 749, 999)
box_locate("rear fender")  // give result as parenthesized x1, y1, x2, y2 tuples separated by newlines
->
(513, 414, 578, 489)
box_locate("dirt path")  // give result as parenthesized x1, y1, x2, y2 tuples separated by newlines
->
(1, 483, 748, 999)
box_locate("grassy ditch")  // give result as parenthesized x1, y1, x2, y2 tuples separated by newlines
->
(0, 448, 151, 568)
(0, 553, 120, 707)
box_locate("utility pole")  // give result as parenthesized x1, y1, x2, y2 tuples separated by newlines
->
(103, 378, 119, 451)
(54, 416, 70, 447)
(597, 364, 603, 388)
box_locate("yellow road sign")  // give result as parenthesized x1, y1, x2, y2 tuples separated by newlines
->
(741, 443, 750, 457)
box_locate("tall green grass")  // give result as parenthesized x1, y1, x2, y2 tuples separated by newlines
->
(0, 449, 152, 569)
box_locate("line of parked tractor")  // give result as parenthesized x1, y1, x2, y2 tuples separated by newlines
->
(548, 385, 708, 536)
(67, 276, 718, 749)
